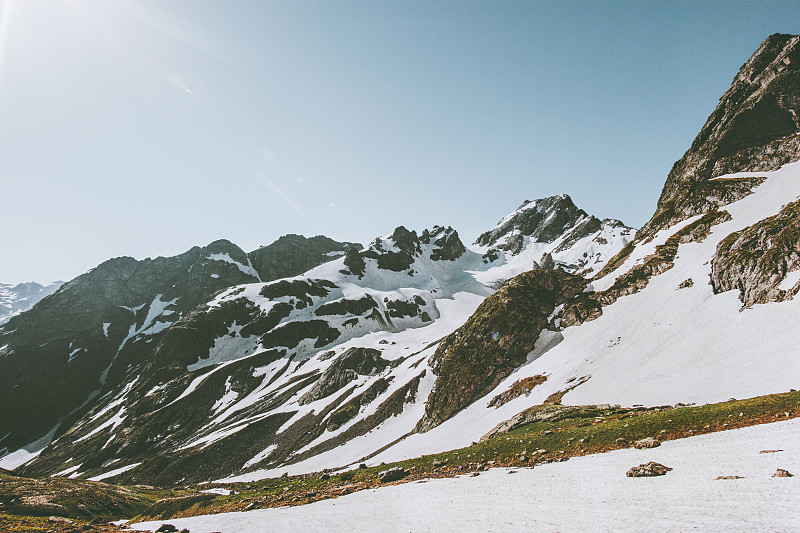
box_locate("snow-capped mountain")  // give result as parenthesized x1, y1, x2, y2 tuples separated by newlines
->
(0, 281, 63, 325)
(1, 33, 798, 496)
(0, 200, 631, 483)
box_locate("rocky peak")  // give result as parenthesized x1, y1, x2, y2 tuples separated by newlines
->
(421, 226, 467, 261)
(248, 234, 360, 282)
(640, 33, 800, 238)
(474, 194, 596, 253)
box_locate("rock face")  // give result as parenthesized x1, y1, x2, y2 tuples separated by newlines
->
(640, 34, 800, 238)
(299, 348, 390, 405)
(711, 200, 800, 307)
(0, 281, 63, 325)
(475, 195, 597, 249)
(417, 269, 588, 432)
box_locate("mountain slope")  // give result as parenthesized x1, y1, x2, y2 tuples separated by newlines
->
(0, 235, 358, 468)
(3, 202, 631, 484)
(0, 281, 63, 325)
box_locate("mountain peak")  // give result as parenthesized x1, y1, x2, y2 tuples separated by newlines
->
(474, 194, 590, 252)
(640, 33, 800, 238)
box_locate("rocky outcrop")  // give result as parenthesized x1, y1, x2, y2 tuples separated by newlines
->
(423, 226, 467, 261)
(247, 235, 361, 282)
(299, 348, 390, 405)
(626, 462, 672, 477)
(487, 375, 548, 408)
(633, 437, 661, 449)
(480, 404, 588, 441)
(416, 269, 588, 432)
(640, 34, 800, 238)
(711, 200, 800, 307)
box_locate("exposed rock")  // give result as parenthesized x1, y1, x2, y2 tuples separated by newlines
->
(247, 234, 360, 282)
(711, 200, 800, 307)
(640, 34, 800, 238)
(678, 278, 694, 289)
(716, 475, 745, 480)
(422, 226, 467, 261)
(773, 468, 794, 477)
(378, 467, 407, 483)
(626, 462, 672, 477)
(299, 348, 390, 405)
(539, 253, 555, 271)
(597, 210, 731, 306)
(633, 437, 661, 449)
(475, 195, 600, 250)
(487, 375, 548, 408)
(481, 404, 588, 441)
(417, 270, 588, 432)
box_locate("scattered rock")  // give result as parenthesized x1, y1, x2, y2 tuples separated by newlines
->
(615, 438, 627, 445)
(634, 437, 661, 449)
(378, 467, 407, 483)
(773, 469, 794, 477)
(716, 475, 744, 480)
(677, 278, 694, 289)
(626, 462, 672, 477)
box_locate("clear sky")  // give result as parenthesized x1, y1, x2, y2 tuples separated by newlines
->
(0, 0, 798, 284)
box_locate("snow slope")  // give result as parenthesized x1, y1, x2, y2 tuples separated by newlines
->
(370, 161, 800, 464)
(133, 418, 800, 533)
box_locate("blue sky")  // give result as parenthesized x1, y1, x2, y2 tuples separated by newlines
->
(0, 0, 798, 283)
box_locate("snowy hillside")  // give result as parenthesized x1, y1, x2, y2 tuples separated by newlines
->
(2, 202, 632, 484)
(0, 281, 62, 324)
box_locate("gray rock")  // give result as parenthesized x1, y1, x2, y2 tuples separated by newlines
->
(633, 437, 661, 449)
(626, 462, 672, 477)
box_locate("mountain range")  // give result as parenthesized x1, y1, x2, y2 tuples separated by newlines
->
(0, 33, 798, 513)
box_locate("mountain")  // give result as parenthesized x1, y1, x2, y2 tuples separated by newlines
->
(0, 198, 631, 484)
(0, 281, 63, 325)
(0, 235, 359, 468)
(2, 34, 798, 502)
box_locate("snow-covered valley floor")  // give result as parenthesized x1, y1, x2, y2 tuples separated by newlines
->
(133, 418, 800, 532)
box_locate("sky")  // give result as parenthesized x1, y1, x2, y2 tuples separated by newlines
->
(0, 0, 798, 284)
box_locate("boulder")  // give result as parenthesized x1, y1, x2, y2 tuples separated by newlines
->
(378, 467, 407, 483)
(626, 462, 672, 477)
(633, 437, 660, 449)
